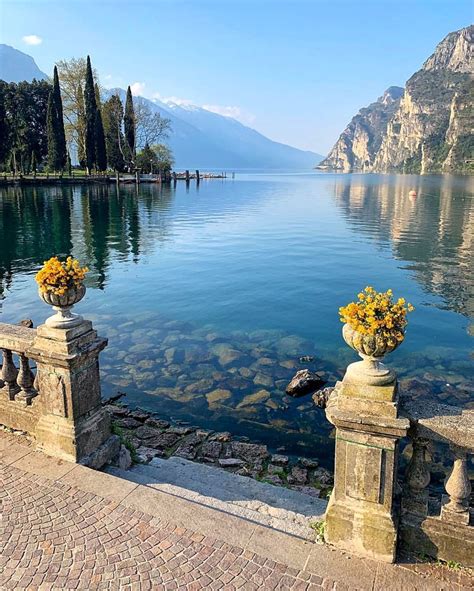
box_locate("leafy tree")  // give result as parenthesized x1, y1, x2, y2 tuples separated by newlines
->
(136, 143, 174, 174)
(66, 151, 72, 176)
(0, 97, 8, 165)
(135, 101, 171, 149)
(124, 85, 136, 167)
(56, 57, 100, 163)
(135, 143, 156, 173)
(103, 94, 125, 171)
(84, 55, 97, 174)
(31, 151, 37, 174)
(0, 79, 51, 171)
(153, 143, 174, 174)
(46, 66, 67, 171)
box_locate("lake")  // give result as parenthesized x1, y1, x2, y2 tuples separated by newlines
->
(0, 173, 472, 460)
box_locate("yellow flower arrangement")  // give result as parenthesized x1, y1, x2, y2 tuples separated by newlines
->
(339, 286, 414, 345)
(35, 256, 89, 296)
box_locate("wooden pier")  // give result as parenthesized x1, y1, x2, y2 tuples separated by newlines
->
(0, 170, 230, 187)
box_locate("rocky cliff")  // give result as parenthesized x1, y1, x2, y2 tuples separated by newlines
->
(318, 87, 403, 172)
(320, 25, 473, 173)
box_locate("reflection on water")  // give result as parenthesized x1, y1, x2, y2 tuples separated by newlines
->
(0, 174, 472, 458)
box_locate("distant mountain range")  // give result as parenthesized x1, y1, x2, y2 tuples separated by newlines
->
(319, 25, 473, 173)
(0, 44, 47, 83)
(0, 44, 322, 169)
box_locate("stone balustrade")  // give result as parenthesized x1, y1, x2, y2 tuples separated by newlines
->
(0, 319, 119, 468)
(0, 323, 38, 404)
(399, 396, 473, 566)
(323, 365, 473, 567)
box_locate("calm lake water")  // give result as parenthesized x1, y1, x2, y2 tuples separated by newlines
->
(1, 173, 472, 460)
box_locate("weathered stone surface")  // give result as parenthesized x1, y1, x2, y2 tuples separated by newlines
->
(271, 454, 289, 466)
(312, 387, 334, 408)
(81, 435, 121, 470)
(118, 444, 132, 470)
(145, 417, 170, 429)
(298, 457, 319, 469)
(231, 441, 269, 464)
(218, 458, 245, 468)
(286, 369, 325, 397)
(288, 466, 308, 485)
(114, 417, 143, 430)
(200, 440, 222, 459)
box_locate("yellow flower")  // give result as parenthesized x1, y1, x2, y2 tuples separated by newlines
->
(339, 287, 414, 338)
(35, 256, 88, 296)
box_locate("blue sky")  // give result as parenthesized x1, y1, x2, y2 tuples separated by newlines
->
(1, 0, 472, 153)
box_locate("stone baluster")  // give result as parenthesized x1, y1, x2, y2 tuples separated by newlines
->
(402, 435, 431, 516)
(16, 354, 37, 405)
(441, 446, 472, 525)
(1, 349, 20, 400)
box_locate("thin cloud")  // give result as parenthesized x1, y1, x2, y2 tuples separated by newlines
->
(130, 81, 146, 96)
(203, 104, 256, 126)
(22, 34, 42, 46)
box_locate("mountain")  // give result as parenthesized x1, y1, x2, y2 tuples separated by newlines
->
(319, 26, 473, 174)
(0, 44, 47, 82)
(109, 90, 322, 169)
(318, 86, 403, 172)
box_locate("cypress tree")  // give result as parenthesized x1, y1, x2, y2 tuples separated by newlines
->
(52, 66, 67, 169)
(84, 55, 97, 174)
(103, 94, 125, 172)
(46, 67, 67, 172)
(94, 109, 107, 171)
(124, 85, 135, 167)
(77, 84, 86, 168)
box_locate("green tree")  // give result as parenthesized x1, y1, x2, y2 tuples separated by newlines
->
(152, 143, 174, 174)
(103, 94, 125, 171)
(135, 143, 174, 174)
(94, 108, 107, 171)
(135, 143, 156, 173)
(0, 97, 8, 165)
(56, 57, 100, 165)
(31, 151, 37, 174)
(84, 55, 97, 174)
(66, 151, 72, 176)
(0, 79, 51, 171)
(46, 66, 67, 171)
(77, 84, 86, 168)
(124, 85, 136, 167)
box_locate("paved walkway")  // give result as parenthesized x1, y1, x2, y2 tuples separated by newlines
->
(0, 433, 471, 591)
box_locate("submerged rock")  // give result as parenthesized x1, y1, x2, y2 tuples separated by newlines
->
(237, 389, 270, 408)
(206, 389, 232, 406)
(286, 369, 325, 397)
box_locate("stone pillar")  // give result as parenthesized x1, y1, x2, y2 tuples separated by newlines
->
(324, 369, 409, 562)
(27, 319, 119, 466)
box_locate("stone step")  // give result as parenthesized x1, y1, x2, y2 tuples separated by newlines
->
(106, 457, 327, 540)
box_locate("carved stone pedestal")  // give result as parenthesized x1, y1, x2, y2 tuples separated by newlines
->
(27, 320, 116, 465)
(325, 377, 409, 562)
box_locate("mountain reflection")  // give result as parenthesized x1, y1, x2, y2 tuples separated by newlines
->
(331, 174, 474, 318)
(0, 183, 174, 299)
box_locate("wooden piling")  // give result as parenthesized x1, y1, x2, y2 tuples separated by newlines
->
(185, 170, 190, 183)
(196, 169, 200, 183)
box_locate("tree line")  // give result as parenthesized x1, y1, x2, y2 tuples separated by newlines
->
(0, 55, 173, 175)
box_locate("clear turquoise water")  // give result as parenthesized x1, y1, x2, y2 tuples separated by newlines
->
(1, 173, 472, 458)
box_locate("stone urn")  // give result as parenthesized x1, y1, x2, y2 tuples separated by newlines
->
(342, 323, 401, 385)
(39, 284, 86, 329)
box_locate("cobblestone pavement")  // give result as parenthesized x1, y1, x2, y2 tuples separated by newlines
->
(1, 433, 470, 591)
(1, 463, 330, 591)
